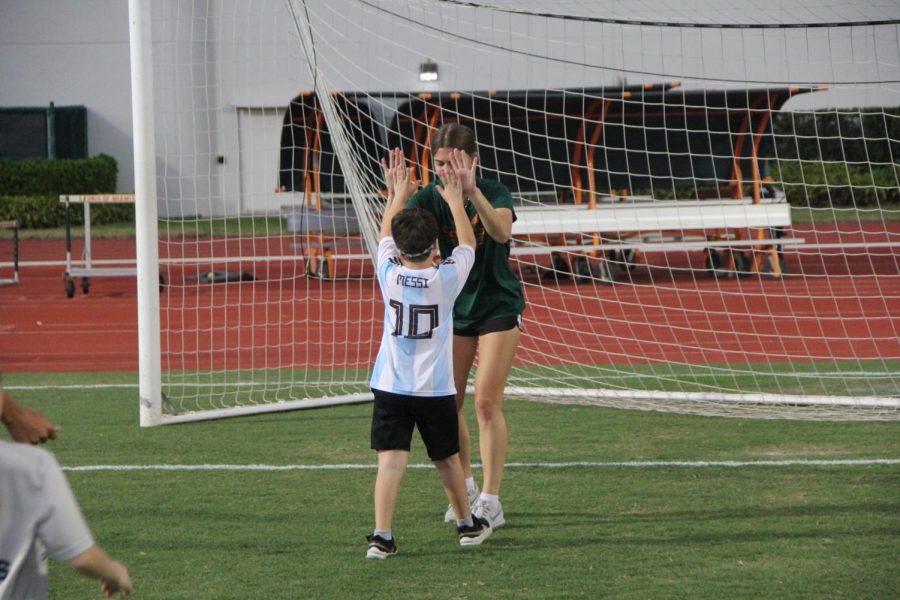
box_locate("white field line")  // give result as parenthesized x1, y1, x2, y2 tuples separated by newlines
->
(7, 372, 899, 392)
(61, 459, 900, 473)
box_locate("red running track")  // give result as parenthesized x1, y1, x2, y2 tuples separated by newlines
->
(1, 224, 898, 373)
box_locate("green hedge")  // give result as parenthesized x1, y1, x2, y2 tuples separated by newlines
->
(0, 154, 117, 196)
(773, 108, 900, 165)
(770, 108, 900, 207)
(774, 161, 900, 208)
(0, 154, 131, 228)
(622, 161, 899, 207)
(0, 195, 134, 228)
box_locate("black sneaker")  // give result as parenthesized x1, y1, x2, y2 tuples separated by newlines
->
(457, 515, 492, 547)
(366, 534, 397, 559)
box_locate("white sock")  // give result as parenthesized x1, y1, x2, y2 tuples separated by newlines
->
(456, 515, 474, 528)
(373, 529, 392, 541)
(465, 477, 476, 492)
(479, 492, 499, 507)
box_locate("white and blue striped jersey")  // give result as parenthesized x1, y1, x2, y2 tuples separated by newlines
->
(370, 237, 475, 397)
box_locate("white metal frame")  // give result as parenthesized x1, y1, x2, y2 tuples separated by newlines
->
(130, 0, 163, 426)
(59, 195, 138, 297)
(511, 199, 792, 236)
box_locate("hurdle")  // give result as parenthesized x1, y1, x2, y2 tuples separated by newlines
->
(59, 194, 139, 298)
(0, 220, 20, 287)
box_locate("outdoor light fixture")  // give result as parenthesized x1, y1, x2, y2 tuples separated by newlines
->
(419, 59, 439, 82)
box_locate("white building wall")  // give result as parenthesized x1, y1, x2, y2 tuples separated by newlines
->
(2, 1, 899, 217)
(0, 0, 134, 193)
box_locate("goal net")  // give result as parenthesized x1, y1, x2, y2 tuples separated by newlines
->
(135, 0, 900, 424)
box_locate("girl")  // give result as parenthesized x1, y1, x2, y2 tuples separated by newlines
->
(406, 123, 525, 528)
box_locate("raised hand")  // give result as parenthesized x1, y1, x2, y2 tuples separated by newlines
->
(381, 156, 394, 198)
(448, 148, 478, 195)
(435, 166, 464, 208)
(382, 148, 417, 201)
(381, 149, 397, 197)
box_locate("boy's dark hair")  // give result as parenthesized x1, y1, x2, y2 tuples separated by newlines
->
(391, 207, 439, 260)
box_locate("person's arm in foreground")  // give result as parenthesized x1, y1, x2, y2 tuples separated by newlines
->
(1, 387, 61, 444)
(69, 545, 132, 598)
(38, 439, 133, 597)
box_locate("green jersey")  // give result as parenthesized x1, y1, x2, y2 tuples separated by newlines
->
(408, 177, 525, 329)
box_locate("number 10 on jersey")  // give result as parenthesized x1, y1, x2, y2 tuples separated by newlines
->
(389, 301, 438, 339)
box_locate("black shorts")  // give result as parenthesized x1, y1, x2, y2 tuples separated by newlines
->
(370, 389, 460, 461)
(453, 314, 523, 338)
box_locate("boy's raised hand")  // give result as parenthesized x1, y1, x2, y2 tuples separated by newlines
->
(435, 167, 464, 207)
(436, 165, 475, 249)
(380, 155, 395, 198)
(381, 148, 418, 201)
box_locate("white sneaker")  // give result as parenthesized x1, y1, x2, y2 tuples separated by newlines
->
(444, 484, 480, 523)
(473, 498, 505, 529)
(365, 534, 397, 559)
(457, 515, 492, 547)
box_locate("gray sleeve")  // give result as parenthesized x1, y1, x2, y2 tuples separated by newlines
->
(35, 453, 95, 562)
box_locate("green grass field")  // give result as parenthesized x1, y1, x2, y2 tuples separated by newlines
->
(3, 372, 898, 599)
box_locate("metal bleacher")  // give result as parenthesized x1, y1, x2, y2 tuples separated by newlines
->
(277, 84, 819, 280)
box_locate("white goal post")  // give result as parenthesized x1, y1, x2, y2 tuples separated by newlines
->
(132, 0, 900, 425)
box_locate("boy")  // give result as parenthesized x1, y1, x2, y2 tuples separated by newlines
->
(366, 148, 491, 559)
(0, 382, 132, 598)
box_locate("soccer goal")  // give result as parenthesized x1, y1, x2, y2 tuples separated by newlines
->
(131, 0, 900, 425)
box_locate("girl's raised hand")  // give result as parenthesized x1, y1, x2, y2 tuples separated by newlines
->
(449, 148, 478, 195)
